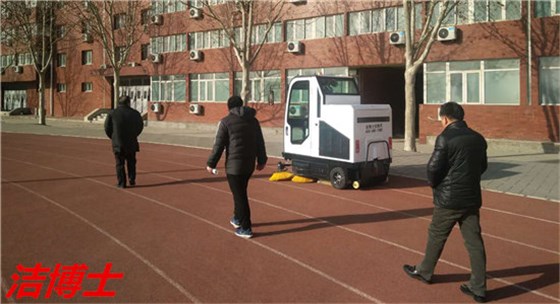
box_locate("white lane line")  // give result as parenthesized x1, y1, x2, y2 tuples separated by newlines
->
(4, 145, 559, 256)
(252, 179, 560, 256)
(1, 179, 201, 304)
(2, 158, 382, 303)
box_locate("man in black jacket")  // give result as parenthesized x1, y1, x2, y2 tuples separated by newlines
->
(206, 96, 267, 239)
(403, 102, 488, 303)
(104, 95, 144, 188)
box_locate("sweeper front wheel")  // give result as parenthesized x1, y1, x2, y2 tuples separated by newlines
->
(330, 167, 349, 189)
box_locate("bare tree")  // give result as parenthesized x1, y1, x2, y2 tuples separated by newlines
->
(196, 0, 285, 103)
(0, 1, 69, 125)
(71, 0, 147, 108)
(402, 0, 456, 152)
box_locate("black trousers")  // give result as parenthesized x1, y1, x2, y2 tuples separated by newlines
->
(226, 174, 252, 229)
(416, 207, 487, 296)
(114, 151, 136, 187)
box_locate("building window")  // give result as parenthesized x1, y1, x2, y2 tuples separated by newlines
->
(56, 83, 66, 92)
(424, 59, 520, 105)
(286, 14, 343, 41)
(115, 46, 125, 63)
(141, 9, 150, 25)
(55, 25, 66, 38)
(17, 53, 34, 66)
(189, 30, 228, 50)
(539, 57, 560, 105)
(81, 22, 91, 34)
(113, 13, 126, 30)
(151, 34, 186, 54)
(535, 0, 560, 17)
(141, 44, 150, 60)
(189, 0, 226, 9)
(56, 53, 66, 67)
(349, 5, 422, 36)
(82, 82, 93, 92)
(151, 75, 186, 102)
(250, 23, 282, 45)
(1, 55, 15, 68)
(429, 0, 521, 25)
(152, 0, 187, 14)
(234, 70, 281, 103)
(189, 73, 229, 102)
(82, 50, 92, 65)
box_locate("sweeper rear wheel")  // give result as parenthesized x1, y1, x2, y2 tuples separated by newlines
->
(330, 167, 349, 189)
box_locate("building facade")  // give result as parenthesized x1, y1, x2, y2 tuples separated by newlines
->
(1, 0, 559, 143)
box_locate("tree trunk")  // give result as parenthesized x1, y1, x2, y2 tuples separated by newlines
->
(113, 70, 120, 109)
(403, 68, 417, 152)
(37, 72, 46, 125)
(240, 61, 250, 104)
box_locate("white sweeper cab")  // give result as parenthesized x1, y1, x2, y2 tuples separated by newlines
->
(279, 75, 392, 189)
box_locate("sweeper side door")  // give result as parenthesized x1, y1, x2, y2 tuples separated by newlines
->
(284, 79, 320, 157)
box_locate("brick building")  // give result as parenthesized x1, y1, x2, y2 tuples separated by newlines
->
(1, 0, 559, 143)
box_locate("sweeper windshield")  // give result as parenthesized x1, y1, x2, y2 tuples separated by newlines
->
(316, 76, 359, 95)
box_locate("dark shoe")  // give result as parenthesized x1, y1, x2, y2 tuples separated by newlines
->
(230, 216, 241, 229)
(403, 265, 431, 284)
(117, 184, 126, 189)
(460, 284, 486, 303)
(235, 227, 253, 239)
(129, 180, 136, 187)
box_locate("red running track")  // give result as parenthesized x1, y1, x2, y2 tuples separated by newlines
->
(1, 132, 558, 303)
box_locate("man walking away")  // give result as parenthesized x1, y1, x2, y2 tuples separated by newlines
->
(403, 101, 488, 303)
(104, 95, 144, 188)
(206, 96, 267, 239)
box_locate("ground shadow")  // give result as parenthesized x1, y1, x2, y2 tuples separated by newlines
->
(433, 263, 559, 302)
(254, 207, 433, 237)
(0, 168, 200, 184)
(134, 173, 270, 188)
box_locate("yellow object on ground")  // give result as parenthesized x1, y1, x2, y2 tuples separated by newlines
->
(269, 171, 294, 181)
(291, 175, 317, 183)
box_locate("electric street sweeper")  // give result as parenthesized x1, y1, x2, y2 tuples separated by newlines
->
(278, 75, 392, 189)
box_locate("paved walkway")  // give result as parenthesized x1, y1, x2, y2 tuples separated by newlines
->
(1, 116, 558, 202)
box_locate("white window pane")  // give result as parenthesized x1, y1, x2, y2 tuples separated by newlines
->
(305, 18, 314, 39)
(506, 0, 521, 20)
(190, 80, 198, 101)
(174, 79, 185, 101)
(316, 16, 325, 38)
(484, 70, 519, 104)
(489, 0, 503, 21)
(450, 74, 463, 102)
(361, 11, 371, 33)
(215, 80, 229, 101)
(385, 7, 396, 32)
(372, 9, 383, 32)
(349, 12, 360, 35)
(426, 73, 446, 103)
(335, 15, 343, 36)
(467, 73, 480, 103)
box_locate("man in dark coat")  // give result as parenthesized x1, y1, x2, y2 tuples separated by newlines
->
(206, 96, 267, 239)
(403, 102, 488, 303)
(104, 95, 144, 188)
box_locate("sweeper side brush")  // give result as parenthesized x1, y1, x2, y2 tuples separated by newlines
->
(269, 161, 317, 183)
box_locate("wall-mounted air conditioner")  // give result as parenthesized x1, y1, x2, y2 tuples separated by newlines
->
(150, 53, 162, 63)
(189, 104, 203, 115)
(82, 33, 93, 43)
(437, 26, 457, 41)
(99, 64, 108, 69)
(189, 8, 202, 19)
(287, 41, 303, 54)
(389, 31, 405, 45)
(13, 66, 22, 73)
(151, 102, 162, 113)
(151, 14, 163, 25)
(189, 50, 202, 61)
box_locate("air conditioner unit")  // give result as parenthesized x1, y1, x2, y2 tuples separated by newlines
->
(189, 8, 202, 19)
(83, 1, 90, 9)
(150, 53, 162, 63)
(13, 66, 22, 73)
(82, 33, 93, 43)
(99, 64, 108, 69)
(151, 14, 163, 25)
(151, 102, 162, 113)
(389, 31, 405, 45)
(189, 50, 202, 61)
(289, 0, 307, 4)
(437, 26, 457, 41)
(287, 41, 302, 54)
(189, 104, 203, 115)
